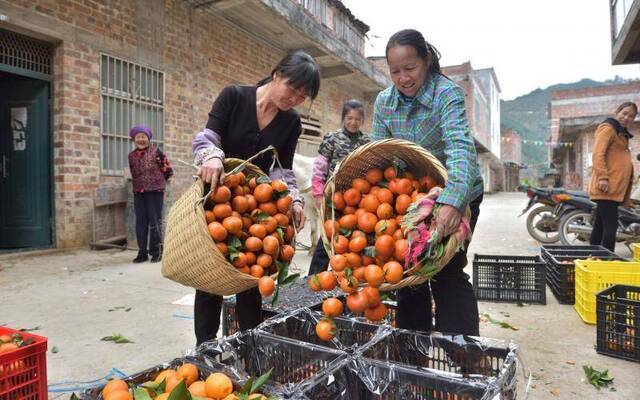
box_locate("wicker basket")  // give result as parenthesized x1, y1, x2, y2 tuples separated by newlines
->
(320, 138, 469, 291)
(162, 158, 271, 296)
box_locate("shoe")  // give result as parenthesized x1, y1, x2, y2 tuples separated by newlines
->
(133, 254, 148, 263)
(150, 254, 162, 263)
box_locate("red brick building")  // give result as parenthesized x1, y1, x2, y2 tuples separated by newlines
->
(500, 128, 523, 192)
(0, 0, 389, 249)
(549, 82, 640, 190)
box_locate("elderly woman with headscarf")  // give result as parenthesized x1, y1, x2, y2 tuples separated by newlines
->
(128, 124, 173, 263)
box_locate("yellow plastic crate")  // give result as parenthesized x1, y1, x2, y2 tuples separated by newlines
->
(632, 243, 640, 261)
(574, 259, 640, 324)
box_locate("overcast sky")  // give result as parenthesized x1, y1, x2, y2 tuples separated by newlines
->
(342, 0, 640, 100)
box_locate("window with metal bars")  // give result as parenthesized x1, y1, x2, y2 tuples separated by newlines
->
(100, 54, 164, 175)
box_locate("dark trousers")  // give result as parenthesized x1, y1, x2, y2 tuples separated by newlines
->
(590, 200, 619, 252)
(308, 238, 330, 276)
(396, 194, 483, 336)
(194, 287, 262, 345)
(134, 191, 164, 257)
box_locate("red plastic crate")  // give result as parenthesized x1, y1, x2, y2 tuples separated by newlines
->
(0, 327, 48, 400)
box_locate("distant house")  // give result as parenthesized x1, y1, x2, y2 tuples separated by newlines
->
(500, 128, 524, 191)
(610, 0, 640, 64)
(548, 82, 640, 189)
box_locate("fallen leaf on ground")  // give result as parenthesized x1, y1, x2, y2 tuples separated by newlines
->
(51, 346, 59, 353)
(550, 388, 559, 396)
(566, 360, 575, 365)
(101, 333, 134, 344)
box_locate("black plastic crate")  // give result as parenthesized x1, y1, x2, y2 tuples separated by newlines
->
(222, 280, 335, 336)
(473, 254, 546, 304)
(356, 329, 518, 399)
(195, 330, 348, 394)
(596, 285, 640, 363)
(541, 245, 622, 305)
(257, 308, 386, 352)
(79, 357, 254, 400)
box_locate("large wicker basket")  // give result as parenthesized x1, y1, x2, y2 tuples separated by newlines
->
(162, 158, 269, 296)
(320, 138, 470, 291)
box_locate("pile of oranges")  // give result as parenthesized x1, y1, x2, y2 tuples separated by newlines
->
(204, 171, 297, 297)
(310, 166, 439, 339)
(101, 364, 269, 400)
(0, 333, 29, 376)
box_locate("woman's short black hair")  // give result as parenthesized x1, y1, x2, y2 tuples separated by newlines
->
(342, 99, 365, 120)
(258, 51, 321, 100)
(385, 29, 442, 76)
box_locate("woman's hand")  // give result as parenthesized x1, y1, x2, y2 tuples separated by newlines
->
(292, 202, 306, 230)
(435, 204, 462, 238)
(197, 157, 225, 189)
(598, 179, 609, 193)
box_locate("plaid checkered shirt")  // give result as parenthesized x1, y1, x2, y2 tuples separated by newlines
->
(371, 73, 484, 212)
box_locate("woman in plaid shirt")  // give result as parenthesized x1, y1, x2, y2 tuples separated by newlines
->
(371, 29, 484, 336)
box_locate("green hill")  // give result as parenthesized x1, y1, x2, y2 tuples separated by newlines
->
(501, 76, 631, 178)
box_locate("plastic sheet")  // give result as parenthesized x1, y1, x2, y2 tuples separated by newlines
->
(192, 330, 348, 396)
(256, 307, 391, 353)
(79, 356, 247, 400)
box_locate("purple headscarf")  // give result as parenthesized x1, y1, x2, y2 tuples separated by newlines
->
(129, 124, 153, 140)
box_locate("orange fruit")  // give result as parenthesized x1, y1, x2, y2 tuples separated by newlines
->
(104, 391, 132, 400)
(0, 335, 12, 343)
(393, 228, 405, 241)
(262, 235, 280, 256)
(276, 196, 293, 214)
(155, 394, 169, 400)
(231, 196, 249, 214)
(352, 266, 366, 282)
(103, 379, 129, 399)
(155, 370, 179, 384)
(242, 216, 253, 230)
(205, 210, 216, 224)
(329, 254, 347, 272)
(208, 222, 228, 242)
(366, 168, 383, 185)
(315, 319, 337, 342)
(333, 235, 349, 254)
(309, 274, 322, 291)
(232, 252, 247, 268)
(212, 186, 232, 203)
(365, 302, 387, 322)
(338, 275, 359, 293)
(274, 213, 289, 227)
(362, 254, 376, 266)
(383, 166, 397, 181)
(395, 178, 414, 195)
(364, 264, 385, 288)
(245, 237, 262, 252)
(205, 372, 233, 399)
(343, 205, 356, 215)
(233, 186, 245, 197)
(357, 212, 378, 233)
(260, 216, 278, 234)
(222, 216, 243, 236)
(257, 253, 273, 268)
(343, 188, 361, 207)
(395, 194, 412, 215)
(318, 271, 337, 291)
(394, 239, 409, 262)
(165, 374, 185, 393)
(383, 261, 404, 284)
(258, 202, 278, 216)
(375, 188, 394, 205)
(215, 243, 230, 258)
(351, 230, 366, 239)
(352, 178, 371, 194)
(177, 363, 199, 387)
(346, 291, 368, 314)
(258, 276, 276, 297)
(376, 203, 394, 219)
(332, 192, 346, 210)
(248, 177, 258, 190)
(188, 381, 208, 397)
(250, 264, 264, 278)
(322, 297, 344, 317)
(244, 251, 256, 266)
(361, 195, 381, 213)
(280, 244, 295, 261)
(375, 219, 398, 237)
(254, 184, 274, 203)
(324, 220, 339, 238)
(348, 236, 367, 253)
(345, 252, 362, 269)
(284, 225, 295, 243)
(246, 194, 258, 212)
(339, 214, 357, 230)
(272, 179, 288, 192)
(374, 235, 395, 261)
(248, 224, 267, 239)
(420, 175, 437, 191)
(361, 286, 381, 307)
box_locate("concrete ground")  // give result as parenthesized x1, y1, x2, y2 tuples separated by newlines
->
(0, 192, 636, 399)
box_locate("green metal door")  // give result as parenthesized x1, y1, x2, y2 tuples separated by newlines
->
(0, 80, 51, 248)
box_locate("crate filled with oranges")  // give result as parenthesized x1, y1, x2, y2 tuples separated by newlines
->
(312, 139, 471, 339)
(163, 156, 299, 299)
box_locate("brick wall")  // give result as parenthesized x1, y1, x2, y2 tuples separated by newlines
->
(2, 0, 376, 248)
(500, 128, 522, 163)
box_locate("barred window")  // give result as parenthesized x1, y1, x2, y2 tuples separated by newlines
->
(300, 114, 322, 138)
(100, 54, 164, 175)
